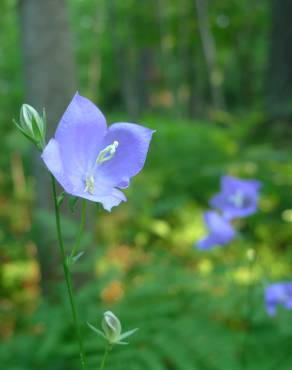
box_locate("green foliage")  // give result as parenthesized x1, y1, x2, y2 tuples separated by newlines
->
(1, 254, 292, 370)
(0, 0, 23, 133)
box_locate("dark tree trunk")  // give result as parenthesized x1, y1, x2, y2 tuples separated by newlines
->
(187, 37, 205, 118)
(19, 0, 76, 132)
(106, 0, 140, 118)
(267, 0, 292, 119)
(156, 0, 181, 117)
(194, 0, 225, 111)
(18, 0, 76, 298)
(136, 48, 152, 113)
(179, 0, 205, 118)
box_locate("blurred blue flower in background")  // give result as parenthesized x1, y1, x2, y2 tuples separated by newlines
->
(210, 175, 261, 220)
(197, 211, 236, 250)
(265, 282, 292, 316)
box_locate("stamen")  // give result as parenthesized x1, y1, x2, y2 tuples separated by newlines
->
(84, 175, 95, 195)
(96, 141, 119, 164)
(84, 141, 119, 195)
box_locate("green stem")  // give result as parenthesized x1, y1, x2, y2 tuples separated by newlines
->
(98, 346, 111, 370)
(51, 176, 88, 370)
(240, 247, 258, 367)
(70, 199, 87, 259)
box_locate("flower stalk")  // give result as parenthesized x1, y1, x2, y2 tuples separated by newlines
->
(98, 345, 111, 370)
(69, 199, 87, 264)
(51, 175, 88, 370)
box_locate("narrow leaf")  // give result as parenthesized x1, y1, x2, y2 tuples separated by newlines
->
(57, 192, 66, 208)
(118, 328, 139, 341)
(69, 197, 79, 213)
(87, 322, 106, 340)
(72, 251, 85, 263)
(13, 120, 34, 142)
(69, 196, 79, 213)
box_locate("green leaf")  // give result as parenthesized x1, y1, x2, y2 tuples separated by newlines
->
(118, 328, 139, 341)
(67, 251, 85, 267)
(13, 119, 33, 141)
(116, 341, 129, 345)
(57, 192, 66, 208)
(72, 251, 85, 263)
(69, 196, 79, 213)
(42, 107, 47, 139)
(87, 322, 106, 340)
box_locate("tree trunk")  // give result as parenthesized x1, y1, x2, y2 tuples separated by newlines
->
(194, 0, 224, 110)
(18, 0, 76, 298)
(178, 0, 205, 118)
(86, 4, 105, 103)
(267, 0, 292, 119)
(156, 0, 181, 117)
(136, 48, 152, 113)
(106, 0, 139, 118)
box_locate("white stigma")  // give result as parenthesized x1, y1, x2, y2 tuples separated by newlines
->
(96, 140, 119, 165)
(84, 141, 119, 195)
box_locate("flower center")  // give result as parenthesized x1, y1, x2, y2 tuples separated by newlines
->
(84, 141, 119, 195)
(229, 190, 245, 208)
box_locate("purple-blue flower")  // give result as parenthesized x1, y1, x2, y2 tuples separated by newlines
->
(196, 211, 236, 250)
(42, 93, 154, 211)
(265, 282, 292, 316)
(210, 175, 261, 220)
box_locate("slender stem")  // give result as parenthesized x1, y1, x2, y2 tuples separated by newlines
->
(98, 346, 111, 370)
(51, 176, 88, 370)
(240, 247, 258, 367)
(70, 199, 87, 259)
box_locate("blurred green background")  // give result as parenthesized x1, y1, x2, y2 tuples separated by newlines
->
(1, 0, 292, 369)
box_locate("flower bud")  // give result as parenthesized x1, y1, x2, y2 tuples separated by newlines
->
(87, 311, 138, 345)
(14, 104, 46, 150)
(101, 311, 121, 344)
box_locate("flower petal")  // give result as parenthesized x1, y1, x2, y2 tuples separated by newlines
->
(96, 123, 154, 187)
(41, 138, 82, 194)
(205, 211, 235, 239)
(197, 234, 220, 250)
(74, 186, 127, 212)
(222, 175, 261, 193)
(266, 302, 276, 316)
(196, 211, 235, 250)
(55, 92, 107, 175)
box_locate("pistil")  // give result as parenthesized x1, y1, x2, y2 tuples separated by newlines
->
(84, 141, 119, 195)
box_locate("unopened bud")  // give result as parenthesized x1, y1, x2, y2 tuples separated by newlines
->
(14, 104, 46, 150)
(87, 310, 138, 345)
(101, 311, 121, 344)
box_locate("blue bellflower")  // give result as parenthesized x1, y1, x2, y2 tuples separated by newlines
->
(265, 282, 292, 316)
(42, 93, 154, 211)
(210, 175, 261, 220)
(197, 211, 236, 250)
